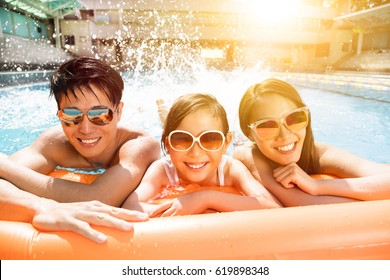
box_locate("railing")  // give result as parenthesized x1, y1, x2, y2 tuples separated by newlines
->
(0, 70, 52, 88)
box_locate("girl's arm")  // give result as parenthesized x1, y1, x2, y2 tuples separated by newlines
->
(149, 157, 282, 217)
(227, 158, 282, 207)
(233, 145, 357, 207)
(151, 190, 280, 217)
(121, 160, 168, 213)
(197, 190, 280, 212)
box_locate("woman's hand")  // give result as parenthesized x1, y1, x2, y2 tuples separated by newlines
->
(32, 199, 149, 243)
(273, 163, 320, 195)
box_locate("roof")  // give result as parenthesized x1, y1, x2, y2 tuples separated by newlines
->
(2, 0, 83, 19)
(4, 0, 390, 32)
(334, 3, 390, 30)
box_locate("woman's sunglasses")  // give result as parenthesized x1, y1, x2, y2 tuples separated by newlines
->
(57, 106, 114, 126)
(248, 107, 310, 141)
(168, 130, 226, 152)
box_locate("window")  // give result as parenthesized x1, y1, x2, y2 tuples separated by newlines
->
(315, 43, 329, 57)
(64, 35, 75, 45)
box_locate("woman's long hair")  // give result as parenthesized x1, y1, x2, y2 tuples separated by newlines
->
(238, 78, 319, 174)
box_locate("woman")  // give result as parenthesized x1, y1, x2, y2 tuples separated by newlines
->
(234, 78, 390, 207)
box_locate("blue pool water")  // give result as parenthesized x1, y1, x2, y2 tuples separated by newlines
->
(1, 70, 389, 163)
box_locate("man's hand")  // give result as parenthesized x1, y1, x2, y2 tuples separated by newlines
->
(32, 200, 149, 243)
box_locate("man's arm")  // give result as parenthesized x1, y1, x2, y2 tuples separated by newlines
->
(0, 178, 148, 243)
(2, 136, 160, 206)
(2, 127, 161, 207)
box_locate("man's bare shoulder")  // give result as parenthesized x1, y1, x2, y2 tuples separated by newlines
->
(115, 125, 159, 156)
(9, 125, 77, 170)
(116, 125, 159, 151)
(34, 125, 74, 153)
(37, 125, 68, 142)
(107, 126, 159, 169)
(116, 125, 153, 141)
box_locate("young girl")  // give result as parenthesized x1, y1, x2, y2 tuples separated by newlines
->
(122, 93, 281, 216)
(234, 78, 390, 207)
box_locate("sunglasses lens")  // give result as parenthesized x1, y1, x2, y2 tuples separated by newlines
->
(58, 107, 114, 126)
(169, 131, 225, 151)
(286, 110, 308, 132)
(252, 108, 309, 140)
(87, 107, 113, 125)
(59, 108, 83, 125)
(255, 120, 279, 140)
(169, 132, 193, 151)
(199, 132, 224, 151)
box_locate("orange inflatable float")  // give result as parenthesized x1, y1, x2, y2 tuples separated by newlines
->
(1, 170, 390, 260)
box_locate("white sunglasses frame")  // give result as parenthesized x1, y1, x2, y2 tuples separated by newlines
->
(167, 130, 226, 152)
(248, 107, 310, 140)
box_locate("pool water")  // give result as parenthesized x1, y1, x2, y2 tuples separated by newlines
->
(1, 69, 389, 163)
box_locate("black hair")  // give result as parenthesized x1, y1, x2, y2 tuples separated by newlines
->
(50, 57, 123, 108)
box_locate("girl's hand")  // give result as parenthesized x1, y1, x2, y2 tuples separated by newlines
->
(150, 192, 207, 217)
(135, 201, 173, 217)
(273, 163, 320, 195)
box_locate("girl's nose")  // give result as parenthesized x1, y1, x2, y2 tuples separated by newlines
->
(188, 141, 204, 156)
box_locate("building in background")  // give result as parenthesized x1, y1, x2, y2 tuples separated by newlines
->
(1, 0, 390, 72)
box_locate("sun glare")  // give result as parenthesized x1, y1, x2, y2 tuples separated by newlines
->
(249, 0, 302, 25)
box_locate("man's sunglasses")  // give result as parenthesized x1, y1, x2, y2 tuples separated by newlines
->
(248, 107, 310, 141)
(57, 106, 115, 126)
(168, 130, 226, 152)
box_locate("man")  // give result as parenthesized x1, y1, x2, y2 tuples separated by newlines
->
(0, 57, 160, 242)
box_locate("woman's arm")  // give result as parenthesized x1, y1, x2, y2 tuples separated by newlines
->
(311, 143, 390, 200)
(233, 145, 357, 207)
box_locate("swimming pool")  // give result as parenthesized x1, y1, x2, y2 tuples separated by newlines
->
(1, 69, 389, 163)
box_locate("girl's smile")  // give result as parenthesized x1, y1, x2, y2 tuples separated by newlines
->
(166, 108, 231, 185)
(184, 161, 208, 170)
